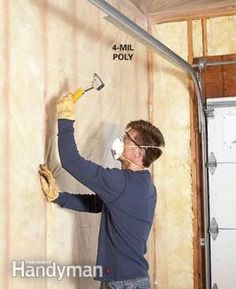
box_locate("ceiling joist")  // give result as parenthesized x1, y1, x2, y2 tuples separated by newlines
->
(129, 0, 236, 23)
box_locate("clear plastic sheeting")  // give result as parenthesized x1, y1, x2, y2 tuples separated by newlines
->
(0, 1, 149, 289)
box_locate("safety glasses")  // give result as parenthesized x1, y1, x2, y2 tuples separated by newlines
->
(124, 131, 142, 149)
(124, 131, 160, 150)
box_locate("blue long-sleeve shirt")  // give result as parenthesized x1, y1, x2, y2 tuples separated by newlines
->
(54, 119, 157, 281)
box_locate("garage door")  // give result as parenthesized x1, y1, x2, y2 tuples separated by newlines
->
(206, 97, 236, 289)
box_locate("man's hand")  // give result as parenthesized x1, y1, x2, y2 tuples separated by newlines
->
(56, 94, 75, 120)
(38, 164, 59, 202)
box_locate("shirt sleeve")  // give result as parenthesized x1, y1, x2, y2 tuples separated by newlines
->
(52, 192, 103, 213)
(57, 119, 126, 204)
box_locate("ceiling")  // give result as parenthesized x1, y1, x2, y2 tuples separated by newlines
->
(129, 0, 236, 22)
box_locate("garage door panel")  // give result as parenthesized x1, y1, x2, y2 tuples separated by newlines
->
(208, 164, 236, 228)
(207, 105, 236, 163)
(207, 97, 236, 289)
(210, 230, 236, 289)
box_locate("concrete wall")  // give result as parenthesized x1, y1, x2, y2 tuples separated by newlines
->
(0, 1, 149, 289)
(151, 15, 236, 289)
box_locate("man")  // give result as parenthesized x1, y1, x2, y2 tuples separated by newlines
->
(38, 94, 165, 289)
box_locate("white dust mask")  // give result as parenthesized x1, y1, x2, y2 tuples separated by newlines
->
(111, 134, 161, 169)
(111, 137, 124, 160)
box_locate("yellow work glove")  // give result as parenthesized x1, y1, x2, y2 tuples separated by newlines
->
(72, 88, 85, 102)
(56, 93, 75, 120)
(38, 164, 59, 202)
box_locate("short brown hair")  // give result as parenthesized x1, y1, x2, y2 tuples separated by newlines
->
(126, 119, 165, 167)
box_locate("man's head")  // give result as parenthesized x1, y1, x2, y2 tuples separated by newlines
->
(122, 120, 165, 169)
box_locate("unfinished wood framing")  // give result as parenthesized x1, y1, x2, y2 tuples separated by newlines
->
(148, 5, 236, 24)
(201, 18, 208, 57)
(148, 8, 236, 25)
(188, 19, 205, 289)
(198, 54, 236, 98)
